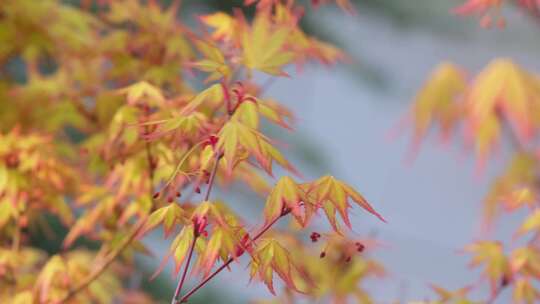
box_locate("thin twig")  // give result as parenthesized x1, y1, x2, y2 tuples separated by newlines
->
(171, 152, 222, 303)
(178, 209, 290, 303)
(61, 127, 157, 303)
(204, 153, 221, 201)
(171, 236, 197, 304)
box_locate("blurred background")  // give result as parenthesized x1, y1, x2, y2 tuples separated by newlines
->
(20, 0, 540, 303)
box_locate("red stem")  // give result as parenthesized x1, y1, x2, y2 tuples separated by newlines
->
(172, 235, 198, 304)
(204, 153, 221, 202)
(178, 210, 290, 303)
(170, 152, 222, 303)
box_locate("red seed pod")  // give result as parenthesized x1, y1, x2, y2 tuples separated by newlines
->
(167, 196, 174, 203)
(5, 153, 19, 169)
(208, 135, 219, 147)
(194, 186, 201, 194)
(193, 216, 208, 237)
(152, 192, 160, 199)
(310, 232, 321, 242)
(176, 191, 181, 198)
(345, 256, 351, 263)
(319, 251, 326, 258)
(355, 242, 365, 252)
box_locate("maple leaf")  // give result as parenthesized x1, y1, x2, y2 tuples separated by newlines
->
(517, 209, 540, 236)
(483, 153, 537, 224)
(510, 246, 540, 277)
(195, 227, 239, 276)
(306, 176, 385, 232)
(513, 278, 540, 304)
(232, 98, 294, 130)
(116, 81, 166, 107)
(264, 176, 307, 226)
(465, 241, 510, 291)
(169, 225, 195, 275)
(217, 119, 296, 174)
(34, 255, 68, 302)
(464, 59, 540, 161)
(241, 13, 294, 76)
(250, 239, 301, 295)
(140, 112, 207, 140)
(149, 224, 197, 280)
(257, 98, 295, 129)
(180, 83, 224, 115)
(409, 63, 466, 145)
(192, 40, 231, 83)
(199, 12, 238, 42)
(431, 284, 473, 302)
(139, 203, 187, 237)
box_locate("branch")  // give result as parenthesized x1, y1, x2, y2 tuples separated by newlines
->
(204, 153, 221, 202)
(178, 209, 291, 303)
(61, 125, 157, 302)
(171, 152, 222, 304)
(59, 219, 147, 303)
(171, 235, 197, 304)
(72, 98, 98, 124)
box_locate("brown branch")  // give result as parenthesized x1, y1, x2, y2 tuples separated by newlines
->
(60, 124, 157, 303)
(59, 219, 147, 303)
(178, 209, 291, 303)
(72, 98, 98, 124)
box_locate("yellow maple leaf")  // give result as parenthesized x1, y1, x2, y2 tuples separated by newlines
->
(307, 176, 385, 232)
(465, 241, 510, 291)
(464, 59, 540, 160)
(410, 63, 466, 144)
(250, 239, 301, 295)
(199, 12, 238, 42)
(241, 13, 294, 76)
(263, 176, 307, 226)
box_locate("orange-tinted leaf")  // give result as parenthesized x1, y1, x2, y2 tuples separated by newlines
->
(250, 239, 301, 295)
(465, 241, 510, 290)
(264, 176, 306, 226)
(308, 176, 385, 231)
